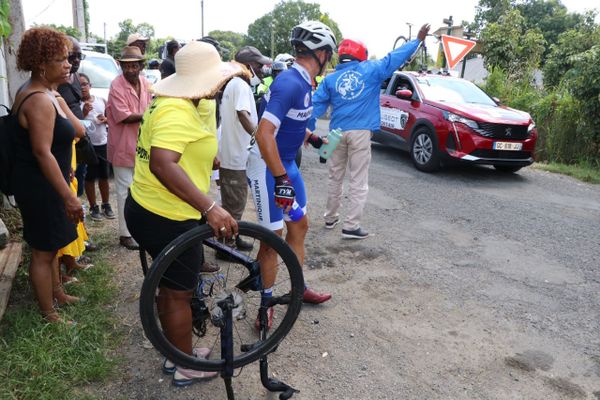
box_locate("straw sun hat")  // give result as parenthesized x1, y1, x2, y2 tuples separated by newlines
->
(152, 41, 249, 99)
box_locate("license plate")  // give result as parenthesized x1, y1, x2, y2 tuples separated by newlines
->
(493, 141, 523, 151)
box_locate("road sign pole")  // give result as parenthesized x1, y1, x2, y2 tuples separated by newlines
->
(441, 16, 453, 69)
(460, 30, 473, 78)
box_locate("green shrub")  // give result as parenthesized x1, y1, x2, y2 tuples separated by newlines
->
(481, 67, 599, 167)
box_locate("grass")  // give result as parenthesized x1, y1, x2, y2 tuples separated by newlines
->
(0, 233, 123, 400)
(533, 161, 600, 184)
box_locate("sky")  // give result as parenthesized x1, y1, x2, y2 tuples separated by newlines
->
(22, 0, 598, 59)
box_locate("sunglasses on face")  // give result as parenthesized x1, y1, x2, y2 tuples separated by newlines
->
(68, 52, 86, 61)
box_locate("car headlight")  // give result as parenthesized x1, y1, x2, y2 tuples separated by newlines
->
(527, 122, 536, 133)
(444, 112, 479, 129)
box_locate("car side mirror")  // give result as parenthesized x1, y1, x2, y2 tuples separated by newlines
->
(492, 96, 501, 105)
(395, 89, 413, 99)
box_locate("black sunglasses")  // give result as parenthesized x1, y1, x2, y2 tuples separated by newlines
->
(68, 52, 86, 60)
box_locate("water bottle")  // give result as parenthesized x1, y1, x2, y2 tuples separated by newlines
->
(286, 200, 304, 222)
(318, 128, 343, 163)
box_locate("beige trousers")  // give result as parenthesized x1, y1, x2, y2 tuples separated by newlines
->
(324, 130, 372, 231)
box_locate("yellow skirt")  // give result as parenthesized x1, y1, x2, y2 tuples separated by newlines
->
(57, 177, 89, 258)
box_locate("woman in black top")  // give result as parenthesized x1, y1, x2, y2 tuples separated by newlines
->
(12, 27, 85, 324)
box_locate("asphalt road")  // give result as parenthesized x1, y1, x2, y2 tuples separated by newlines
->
(295, 120, 600, 399)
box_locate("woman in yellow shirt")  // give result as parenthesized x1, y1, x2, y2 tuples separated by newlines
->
(124, 41, 247, 386)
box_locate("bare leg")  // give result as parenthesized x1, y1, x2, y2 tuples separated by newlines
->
(29, 249, 58, 318)
(258, 228, 284, 289)
(62, 255, 89, 274)
(52, 257, 79, 306)
(259, 218, 308, 289)
(157, 287, 194, 355)
(284, 216, 308, 266)
(98, 179, 110, 204)
(85, 180, 96, 208)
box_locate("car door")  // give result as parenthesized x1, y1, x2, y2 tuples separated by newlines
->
(380, 75, 420, 144)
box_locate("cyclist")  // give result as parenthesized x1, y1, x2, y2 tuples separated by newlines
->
(308, 23, 431, 239)
(247, 21, 337, 328)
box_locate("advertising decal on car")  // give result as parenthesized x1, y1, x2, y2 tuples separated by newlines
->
(380, 107, 409, 130)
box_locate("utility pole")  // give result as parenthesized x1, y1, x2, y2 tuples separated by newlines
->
(441, 15, 453, 69)
(270, 20, 275, 59)
(72, 0, 85, 41)
(201, 0, 205, 37)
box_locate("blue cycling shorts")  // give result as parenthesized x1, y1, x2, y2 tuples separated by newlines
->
(246, 153, 307, 231)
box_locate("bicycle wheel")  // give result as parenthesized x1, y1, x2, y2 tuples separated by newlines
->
(139, 221, 304, 372)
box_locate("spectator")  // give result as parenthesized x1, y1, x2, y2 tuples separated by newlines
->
(79, 73, 115, 221)
(12, 27, 85, 323)
(106, 46, 152, 250)
(308, 24, 430, 239)
(127, 33, 149, 55)
(125, 41, 245, 386)
(57, 36, 86, 196)
(160, 39, 180, 79)
(218, 46, 271, 250)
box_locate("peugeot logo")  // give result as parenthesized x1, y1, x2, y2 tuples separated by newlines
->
(505, 127, 512, 137)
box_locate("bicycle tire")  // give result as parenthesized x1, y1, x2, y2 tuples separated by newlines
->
(139, 221, 304, 372)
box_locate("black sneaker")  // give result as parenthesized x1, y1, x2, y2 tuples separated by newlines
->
(89, 205, 103, 221)
(325, 218, 339, 229)
(101, 203, 116, 219)
(341, 227, 369, 239)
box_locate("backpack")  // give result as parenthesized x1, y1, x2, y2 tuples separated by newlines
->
(0, 91, 44, 196)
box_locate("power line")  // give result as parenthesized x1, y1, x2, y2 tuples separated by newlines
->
(30, 0, 59, 21)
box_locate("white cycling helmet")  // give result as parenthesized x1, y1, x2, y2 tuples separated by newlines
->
(275, 53, 295, 66)
(290, 20, 337, 52)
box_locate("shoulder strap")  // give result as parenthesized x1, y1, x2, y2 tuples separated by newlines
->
(14, 90, 47, 116)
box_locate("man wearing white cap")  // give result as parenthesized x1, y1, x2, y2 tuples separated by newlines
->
(127, 33, 149, 55)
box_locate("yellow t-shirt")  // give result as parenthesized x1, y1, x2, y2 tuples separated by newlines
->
(130, 97, 217, 221)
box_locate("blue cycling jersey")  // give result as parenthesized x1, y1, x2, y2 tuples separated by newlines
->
(260, 64, 312, 161)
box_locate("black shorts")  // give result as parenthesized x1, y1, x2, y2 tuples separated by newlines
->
(124, 194, 203, 291)
(85, 144, 110, 182)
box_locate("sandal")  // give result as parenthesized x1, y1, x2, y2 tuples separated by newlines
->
(77, 255, 93, 264)
(61, 274, 80, 285)
(41, 310, 76, 326)
(66, 263, 94, 274)
(53, 284, 81, 307)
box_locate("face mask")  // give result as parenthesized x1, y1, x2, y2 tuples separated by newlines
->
(249, 66, 261, 87)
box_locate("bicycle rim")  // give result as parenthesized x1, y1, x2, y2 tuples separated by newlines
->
(139, 221, 304, 372)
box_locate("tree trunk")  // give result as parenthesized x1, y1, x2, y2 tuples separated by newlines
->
(4, 0, 27, 104)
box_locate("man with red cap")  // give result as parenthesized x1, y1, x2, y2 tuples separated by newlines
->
(308, 23, 430, 239)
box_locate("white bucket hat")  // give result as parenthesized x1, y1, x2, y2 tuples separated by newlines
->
(152, 41, 248, 99)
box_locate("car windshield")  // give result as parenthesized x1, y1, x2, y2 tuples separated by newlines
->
(416, 76, 496, 106)
(79, 56, 119, 89)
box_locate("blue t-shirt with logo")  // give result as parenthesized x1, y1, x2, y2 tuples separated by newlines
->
(260, 64, 312, 161)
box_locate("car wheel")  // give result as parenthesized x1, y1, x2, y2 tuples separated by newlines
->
(493, 165, 522, 173)
(410, 127, 440, 172)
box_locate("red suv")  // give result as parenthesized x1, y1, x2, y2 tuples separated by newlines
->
(374, 71, 537, 172)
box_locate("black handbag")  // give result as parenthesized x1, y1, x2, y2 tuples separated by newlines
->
(75, 133, 99, 165)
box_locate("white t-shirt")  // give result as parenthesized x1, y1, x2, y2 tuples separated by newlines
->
(82, 95, 108, 146)
(218, 77, 257, 170)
